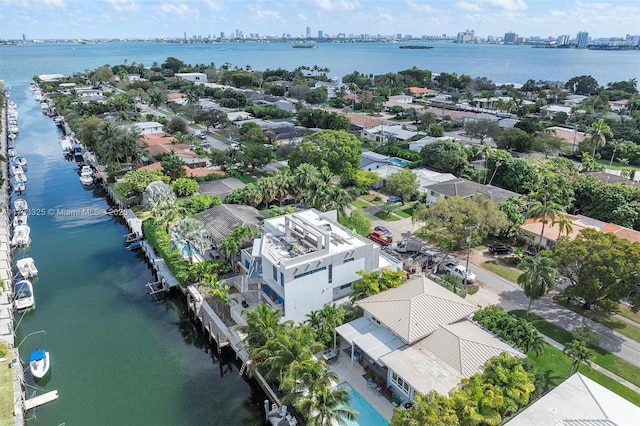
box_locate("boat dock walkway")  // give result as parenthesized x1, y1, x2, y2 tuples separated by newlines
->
(140, 241, 179, 290)
(24, 390, 58, 410)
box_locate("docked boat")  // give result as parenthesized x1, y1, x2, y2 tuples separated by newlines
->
(12, 178, 26, 194)
(29, 349, 50, 379)
(126, 240, 142, 251)
(11, 225, 30, 247)
(15, 172, 27, 183)
(16, 257, 38, 278)
(13, 279, 34, 310)
(14, 198, 28, 212)
(60, 137, 74, 154)
(79, 165, 94, 186)
(13, 156, 27, 168)
(13, 212, 27, 227)
(7, 148, 17, 157)
(73, 144, 84, 162)
(10, 163, 23, 176)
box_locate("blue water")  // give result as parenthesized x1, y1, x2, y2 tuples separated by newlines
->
(388, 157, 411, 167)
(0, 41, 638, 87)
(336, 381, 388, 426)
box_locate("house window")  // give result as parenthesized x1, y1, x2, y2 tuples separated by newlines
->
(328, 265, 333, 284)
(280, 273, 284, 286)
(294, 266, 326, 280)
(340, 283, 351, 290)
(272, 266, 277, 281)
(343, 258, 355, 263)
(391, 372, 410, 395)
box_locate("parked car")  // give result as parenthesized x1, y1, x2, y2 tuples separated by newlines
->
(488, 244, 513, 255)
(374, 226, 393, 239)
(387, 196, 402, 203)
(442, 262, 476, 283)
(368, 230, 392, 246)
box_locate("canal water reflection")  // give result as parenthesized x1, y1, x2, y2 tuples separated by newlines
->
(11, 84, 264, 425)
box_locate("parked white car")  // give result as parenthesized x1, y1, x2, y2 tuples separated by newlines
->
(442, 263, 476, 283)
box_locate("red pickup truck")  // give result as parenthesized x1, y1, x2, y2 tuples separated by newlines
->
(368, 230, 392, 246)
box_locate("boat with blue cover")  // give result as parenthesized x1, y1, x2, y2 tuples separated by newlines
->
(29, 349, 50, 379)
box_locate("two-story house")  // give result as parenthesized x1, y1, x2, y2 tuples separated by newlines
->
(240, 209, 402, 323)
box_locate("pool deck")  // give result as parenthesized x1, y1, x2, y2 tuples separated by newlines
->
(329, 347, 395, 422)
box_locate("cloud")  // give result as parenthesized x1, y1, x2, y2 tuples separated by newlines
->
(488, 0, 527, 10)
(297, 13, 308, 21)
(407, 0, 432, 13)
(204, 0, 224, 12)
(158, 1, 191, 17)
(311, 0, 360, 11)
(455, 1, 482, 11)
(106, 0, 139, 13)
(42, 0, 66, 6)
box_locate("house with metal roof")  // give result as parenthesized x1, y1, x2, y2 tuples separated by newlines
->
(197, 177, 246, 200)
(425, 178, 519, 205)
(336, 276, 523, 401)
(506, 373, 640, 426)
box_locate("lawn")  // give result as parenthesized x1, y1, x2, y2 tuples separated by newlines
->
(595, 159, 640, 172)
(510, 310, 640, 387)
(374, 211, 401, 221)
(525, 342, 640, 406)
(351, 199, 370, 209)
(619, 304, 640, 324)
(236, 175, 257, 185)
(0, 358, 12, 426)
(482, 260, 522, 282)
(394, 209, 412, 218)
(360, 193, 383, 205)
(556, 300, 640, 343)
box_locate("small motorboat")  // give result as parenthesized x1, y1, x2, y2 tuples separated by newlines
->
(79, 165, 94, 186)
(14, 198, 28, 212)
(11, 225, 30, 247)
(73, 144, 84, 162)
(16, 257, 38, 278)
(126, 240, 142, 251)
(13, 156, 27, 168)
(10, 163, 24, 176)
(14, 279, 34, 310)
(29, 349, 50, 379)
(13, 212, 27, 227)
(15, 172, 27, 183)
(8, 148, 17, 157)
(12, 179, 25, 194)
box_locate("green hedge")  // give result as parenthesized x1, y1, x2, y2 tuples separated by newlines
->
(142, 219, 190, 286)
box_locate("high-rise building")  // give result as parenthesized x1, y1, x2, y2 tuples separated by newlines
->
(317, 30, 323, 39)
(504, 32, 517, 44)
(576, 31, 589, 48)
(456, 29, 474, 43)
(557, 35, 570, 46)
(306, 26, 311, 38)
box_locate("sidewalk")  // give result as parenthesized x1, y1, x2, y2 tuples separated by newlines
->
(465, 249, 640, 369)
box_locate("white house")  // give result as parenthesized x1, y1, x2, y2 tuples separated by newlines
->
(361, 124, 418, 143)
(240, 209, 402, 323)
(425, 178, 519, 205)
(387, 94, 413, 104)
(361, 151, 390, 172)
(409, 136, 459, 153)
(336, 277, 523, 402)
(314, 81, 343, 98)
(175, 72, 207, 83)
(131, 121, 164, 135)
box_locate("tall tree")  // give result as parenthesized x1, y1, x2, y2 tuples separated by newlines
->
(517, 255, 558, 313)
(564, 339, 595, 376)
(384, 170, 419, 204)
(587, 118, 613, 157)
(526, 196, 563, 248)
(237, 303, 284, 352)
(551, 212, 574, 239)
(168, 217, 209, 263)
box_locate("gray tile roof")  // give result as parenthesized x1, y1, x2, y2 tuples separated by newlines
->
(195, 204, 264, 244)
(426, 178, 519, 204)
(197, 177, 246, 199)
(356, 276, 478, 344)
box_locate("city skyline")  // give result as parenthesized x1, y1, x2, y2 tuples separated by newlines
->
(1, 0, 639, 41)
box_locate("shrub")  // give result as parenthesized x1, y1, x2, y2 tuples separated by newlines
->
(572, 327, 602, 348)
(172, 177, 199, 197)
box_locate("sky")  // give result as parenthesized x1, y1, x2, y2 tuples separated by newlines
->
(1, 0, 639, 40)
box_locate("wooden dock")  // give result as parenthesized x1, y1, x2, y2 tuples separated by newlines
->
(24, 390, 58, 410)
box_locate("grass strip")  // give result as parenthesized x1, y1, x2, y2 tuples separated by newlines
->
(0, 357, 12, 426)
(555, 299, 640, 343)
(482, 260, 522, 282)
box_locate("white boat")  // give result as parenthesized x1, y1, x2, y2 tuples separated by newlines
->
(10, 163, 23, 176)
(79, 165, 94, 186)
(29, 349, 50, 379)
(16, 257, 38, 278)
(60, 137, 74, 154)
(13, 212, 27, 227)
(14, 198, 28, 212)
(15, 172, 27, 183)
(13, 279, 34, 310)
(11, 225, 30, 247)
(8, 148, 17, 157)
(14, 156, 27, 168)
(12, 179, 25, 194)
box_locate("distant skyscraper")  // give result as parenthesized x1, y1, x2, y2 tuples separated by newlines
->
(318, 30, 323, 39)
(504, 32, 517, 44)
(306, 26, 311, 38)
(184, 32, 187, 40)
(557, 35, 570, 46)
(576, 31, 589, 48)
(220, 32, 225, 39)
(22, 34, 26, 41)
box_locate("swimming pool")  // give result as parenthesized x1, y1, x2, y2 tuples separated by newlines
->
(336, 381, 388, 426)
(388, 157, 411, 167)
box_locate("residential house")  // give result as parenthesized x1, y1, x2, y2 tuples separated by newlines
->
(175, 72, 207, 83)
(314, 80, 343, 98)
(76, 87, 104, 102)
(424, 178, 519, 205)
(197, 177, 246, 200)
(361, 151, 391, 172)
(336, 276, 523, 401)
(521, 213, 640, 249)
(541, 104, 573, 118)
(583, 170, 640, 189)
(408, 87, 438, 99)
(609, 99, 629, 112)
(132, 121, 164, 135)
(167, 92, 187, 105)
(195, 204, 264, 260)
(506, 373, 640, 425)
(142, 133, 210, 169)
(547, 125, 586, 151)
(345, 113, 385, 133)
(367, 163, 457, 192)
(240, 209, 402, 323)
(563, 94, 588, 107)
(361, 124, 418, 144)
(409, 136, 460, 153)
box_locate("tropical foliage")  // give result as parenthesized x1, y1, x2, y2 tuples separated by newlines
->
(349, 269, 406, 302)
(517, 255, 558, 313)
(473, 306, 545, 355)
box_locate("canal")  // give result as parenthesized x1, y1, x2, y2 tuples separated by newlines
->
(10, 84, 265, 425)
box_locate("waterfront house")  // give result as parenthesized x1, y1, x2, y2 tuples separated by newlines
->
(175, 72, 207, 83)
(506, 373, 640, 425)
(197, 177, 246, 200)
(240, 209, 402, 323)
(336, 276, 523, 401)
(424, 178, 519, 205)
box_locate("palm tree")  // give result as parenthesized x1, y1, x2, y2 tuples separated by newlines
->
(258, 176, 279, 208)
(237, 303, 283, 352)
(527, 196, 563, 248)
(564, 339, 595, 376)
(517, 255, 558, 314)
(168, 217, 209, 263)
(202, 274, 237, 323)
(298, 382, 357, 426)
(551, 212, 574, 239)
(148, 90, 164, 108)
(588, 118, 613, 157)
